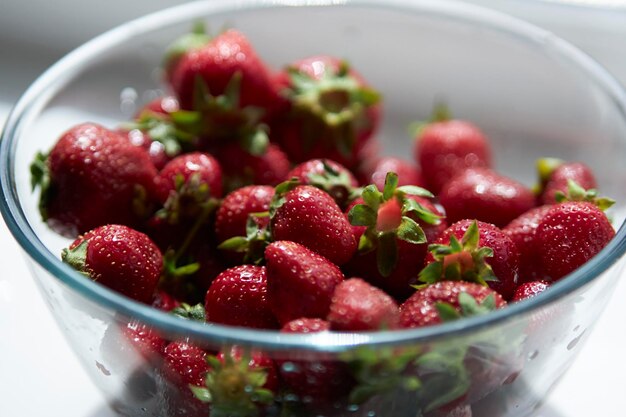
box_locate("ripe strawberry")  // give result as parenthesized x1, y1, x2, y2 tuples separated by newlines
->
(414, 119, 491, 194)
(273, 55, 381, 169)
(503, 205, 553, 283)
(62, 224, 162, 304)
(438, 168, 535, 228)
(156, 152, 223, 204)
(271, 183, 357, 265)
(214, 142, 290, 191)
(121, 320, 167, 361)
(369, 156, 425, 192)
(30, 123, 159, 237)
(205, 265, 278, 329)
(399, 281, 506, 328)
(123, 128, 171, 171)
(345, 173, 445, 298)
(265, 241, 344, 324)
(512, 280, 550, 302)
(536, 201, 614, 280)
(421, 220, 519, 300)
(167, 28, 280, 113)
(163, 341, 210, 387)
(327, 278, 400, 331)
(143, 95, 180, 115)
(536, 159, 597, 205)
(287, 158, 359, 209)
(279, 318, 354, 403)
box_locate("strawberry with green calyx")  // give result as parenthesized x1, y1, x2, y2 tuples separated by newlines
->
(534, 158, 598, 205)
(170, 302, 206, 321)
(190, 346, 277, 417)
(287, 158, 361, 209)
(553, 178, 614, 211)
(271, 181, 357, 266)
(421, 220, 519, 300)
(163, 21, 212, 73)
(368, 156, 426, 193)
(348, 172, 440, 278)
(217, 212, 271, 266)
(273, 55, 381, 169)
(62, 224, 163, 304)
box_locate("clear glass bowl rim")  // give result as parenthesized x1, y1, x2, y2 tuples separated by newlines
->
(2, 0, 626, 352)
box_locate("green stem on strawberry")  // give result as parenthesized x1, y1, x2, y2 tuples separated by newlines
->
(554, 179, 615, 211)
(30, 151, 52, 221)
(60, 239, 90, 277)
(217, 211, 272, 265)
(305, 160, 361, 209)
(164, 21, 212, 71)
(348, 172, 439, 277)
(170, 302, 206, 321)
(408, 102, 452, 138)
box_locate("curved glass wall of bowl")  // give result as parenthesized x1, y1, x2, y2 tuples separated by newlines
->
(2, 1, 626, 416)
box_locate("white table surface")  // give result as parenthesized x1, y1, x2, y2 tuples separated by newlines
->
(1, 1, 626, 416)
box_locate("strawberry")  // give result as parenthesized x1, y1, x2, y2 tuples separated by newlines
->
(512, 280, 550, 302)
(438, 168, 535, 228)
(421, 220, 519, 300)
(163, 341, 210, 388)
(287, 158, 359, 209)
(327, 278, 400, 331)
(156, 152, 223, 204)
(368, 156, 425, 192)
(143, 95, 180, 115)
(536, 201, 614, 280)
(62, 224, 162, 304)
(399, 281, 506, 328)
(414, 119, 491, 194)
(215, 185, 274, 263)
(121, 320, 167, 361)
(270, 183, 357, 265)
(204, 265, 278, 329)
(273, 55, 381, 169)
(167, 28, 280, 113)
(30, 123, 158, 237)
(279, 318, 355, 403)
(123, 128, 171, 171)
(345, 172, 445, 298)
(503, 205, 553, 283)
(536, 159, 597, 205)
(265, 241, 344, 324)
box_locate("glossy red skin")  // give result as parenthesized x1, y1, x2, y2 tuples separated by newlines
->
(369, 156, 426, 191)
(541, 161, 597, 205)
(327, 278, 400, 331)
(71, 225, 163, 304)
(537, 202, 614, 281)
(214, 143, 290, 191)
(45, 123, 158, 237)
(124, 128, 170, 170)
(141, 96, 180, 115)
(205, 265, 279, 329)
(168, 29, 280, 113)
(279, 318, 355, 402)
(273, 55, 381, 169)
(265, 241, 345, 324)
(287, 158, 359, 187)
(512, 280, 550, 302)
(217, 346, 279, 394)
(426, 220, 520, 300)
(122, 320, 166, 360)
(344, 196, 447, 300)
(503, 205, 553, 283)
(439, 168, 535, 228)
(271, 185, 357, 266)
(163, 341, 209, 388)
(415, 120, 492, 194)
(156, 152, 223, 203)
(399, 281, 506, 328)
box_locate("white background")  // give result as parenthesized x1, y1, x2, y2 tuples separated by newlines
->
(1, 1, 625, 416)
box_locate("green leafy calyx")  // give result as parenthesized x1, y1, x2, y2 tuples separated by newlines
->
(554, 179, 615, 211)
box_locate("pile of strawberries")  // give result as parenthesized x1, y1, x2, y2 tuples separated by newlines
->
(31, 26, 616, 416)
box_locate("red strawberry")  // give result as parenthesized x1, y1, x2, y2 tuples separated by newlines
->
(438, 168, 535, 228)
(503, 205, 553, 283)
(30, 123, 159, 237)
(121, 320, 166, 361)
(265, 241, 344, 324)
(512, 280, 550, 302)
(421, 220, 519, 300)
(156, 152, 223, 204)
(537, 159, 597, 205)
(414, 119, 491, 194)
(143, 95, 180, 115)
(271, 183, 357, 265)
(399, 281, 506, 328)
(345, 173, 446, 299)
(62, 224, 162, 303)
(273, 55, 381, 169)
(163, 341, 210, 388)
(368, 156, 425, 192)
(536, 201, 614, 280)
(287, 158, 359, 209)
(167, 28, 280, 113)
(279, 318, 354, 403)
(124, 128, 171, 171)
(205, 265, 278, 329)
(214, 142, 290, 191)
(327, 278, 400, 331)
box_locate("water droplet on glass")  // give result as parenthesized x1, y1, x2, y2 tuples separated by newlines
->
(567, 330, 586, 351)
(528, 350, 539, 360)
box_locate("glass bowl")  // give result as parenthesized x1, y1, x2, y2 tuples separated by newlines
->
(2, 0, 626, 416)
